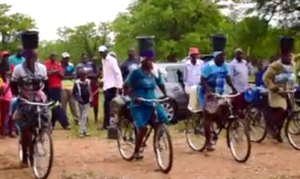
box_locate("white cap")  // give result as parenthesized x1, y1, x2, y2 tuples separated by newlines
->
(62, 52, 70, 58)
(98, 45, 107, 52)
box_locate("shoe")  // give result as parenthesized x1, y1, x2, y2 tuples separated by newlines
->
(84, 132, 91, 136)
(78, 133, 85, 138)
(272, 133, 283, 143)
(134, 152, 144, 160)
(63, 126, 71, 130)
(206, 142, 216, 151)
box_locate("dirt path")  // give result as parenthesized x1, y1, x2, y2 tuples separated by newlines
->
(0, 131, 300, 179)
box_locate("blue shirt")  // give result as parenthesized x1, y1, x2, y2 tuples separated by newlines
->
(201, 60, 228, 94)
(8, 55, 25, 66)
(125, 68, 163, 100)
(255, 69, 266, 87)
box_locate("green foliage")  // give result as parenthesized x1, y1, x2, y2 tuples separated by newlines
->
(0, 3, 35, 52)
(3, 0, 300, 63)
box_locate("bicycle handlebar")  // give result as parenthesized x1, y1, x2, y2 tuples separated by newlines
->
(279, 88, 297, 93)
(137, 97, 169, 102)
(19, 98, 57, 107)
(212, 93, 240, 98)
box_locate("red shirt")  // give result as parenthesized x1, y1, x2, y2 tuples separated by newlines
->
(44, 60, 63, 88)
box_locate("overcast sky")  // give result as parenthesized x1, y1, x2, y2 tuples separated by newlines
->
(0, 0, 131, 40)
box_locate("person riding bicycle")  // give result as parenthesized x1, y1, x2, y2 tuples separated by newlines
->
(10, 31, 50, 166)
(262, 36, 295, 143)
(198, 35, 237, 151)
(123, 36, 168, 159)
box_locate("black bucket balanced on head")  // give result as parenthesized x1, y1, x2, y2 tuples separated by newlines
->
(20, 30, 39, 49)
(210, 34, 227, 52)
(136, 36, 155, 57)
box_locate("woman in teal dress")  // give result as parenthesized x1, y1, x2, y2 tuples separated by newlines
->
(124, 52, 168, 159)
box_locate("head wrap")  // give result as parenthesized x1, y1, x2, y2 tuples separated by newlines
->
(213, 51, 223, 58)
(136, 36, 155, 58)
(279, 36, 294, 54)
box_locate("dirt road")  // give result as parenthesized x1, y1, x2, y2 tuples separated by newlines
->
(0, 131, 300, 179)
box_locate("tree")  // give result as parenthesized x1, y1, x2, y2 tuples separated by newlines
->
(53, 22, 112, 63)
(112, 0, 231, 61)
(0, 3, 36, 51)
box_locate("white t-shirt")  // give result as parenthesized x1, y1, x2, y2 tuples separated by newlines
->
(12, 62, 47, 81)
(102, 54, 123, 91)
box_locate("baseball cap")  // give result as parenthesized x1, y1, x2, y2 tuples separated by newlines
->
(62, 52, 70, 58)
(0, 51, 9, 58)
(98, 45, 107, 52)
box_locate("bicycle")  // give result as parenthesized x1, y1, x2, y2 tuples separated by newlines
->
(117, 97, 173, 173)
(186, 93, 251, 163)
(17, 97, 55, 179)
(244, 91, 268, 143)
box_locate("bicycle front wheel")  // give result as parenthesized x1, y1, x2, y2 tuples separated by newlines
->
(153, 124, 173, 173)
(31, 130, 53, 179)
(117, 119, 136, 161)
(285, 111, 300, 150)
(226, 119, 251, 163)
(185, 112, 206, 151)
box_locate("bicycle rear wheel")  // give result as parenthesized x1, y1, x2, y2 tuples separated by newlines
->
(153, 124, 173, 173)
(227, 118, 251, 163)
(285, 111, 300, 150)
(31, 129, 53, 179)
(117, 119, 136, 161)
(245, 106, 267, 143)
(185, 112, 206, 151)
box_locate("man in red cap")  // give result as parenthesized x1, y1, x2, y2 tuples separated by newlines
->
(183, 47, 204, 94)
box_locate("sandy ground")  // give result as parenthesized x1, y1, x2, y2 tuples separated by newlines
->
(0, 130, 300, 179)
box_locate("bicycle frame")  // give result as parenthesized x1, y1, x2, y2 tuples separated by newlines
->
(136, 97, 169, 152)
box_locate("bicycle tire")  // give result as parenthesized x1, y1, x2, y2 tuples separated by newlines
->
(31, 129, 53, 179)
(117, 119, 136, 161)
(185, 113, 206, 152)
(285, 111, 300, 150)
(245, 106, 268, 143)
(226, 118, 251, 163)
(153, 124, 173, 173)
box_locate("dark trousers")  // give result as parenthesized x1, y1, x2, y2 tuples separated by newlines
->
(0, 100, 13, 135)
(103, 88, 117, 128)
(49, 87, 69, 128)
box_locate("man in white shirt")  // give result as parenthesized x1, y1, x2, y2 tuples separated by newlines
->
(99, 45, 123, 130)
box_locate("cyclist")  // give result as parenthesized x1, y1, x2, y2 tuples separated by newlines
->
(263, 36, 295, 142)
(123, 36, 168, 159)
(199, 48, 237, 151)
(10, 31, 50, 166)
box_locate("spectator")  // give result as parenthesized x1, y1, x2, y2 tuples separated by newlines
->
(8, 46, 25, 66)
(72, 67, 92, 137)
(99, 45, 123, 130)
(255, 60, 266, 87)
(77, 53, 99, 123)
(183, 47, 203, 94)
(90, 56, 101, 123)
(44, 52, 70, 129)
(0, 79, 13, 137)
(120, 47, 139, 80)
(61, 52, 79, 124)
(0, 51, 11, 82)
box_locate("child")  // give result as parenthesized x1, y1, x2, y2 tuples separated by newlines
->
(72, 67, 92, 137)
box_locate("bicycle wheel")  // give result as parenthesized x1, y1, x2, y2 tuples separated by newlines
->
(285, 111, 300, 150)
(117, 119, 136, 161)
(245, 106, 267, 143)
(185, 112, 206, 151)
(31, 130, 53, 179)
(153, 124, 173, 173)
(226, 118, 251, 163)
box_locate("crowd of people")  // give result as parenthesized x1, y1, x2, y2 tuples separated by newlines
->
(0, 32, 297, 163)
(0, 44, 142, 138)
